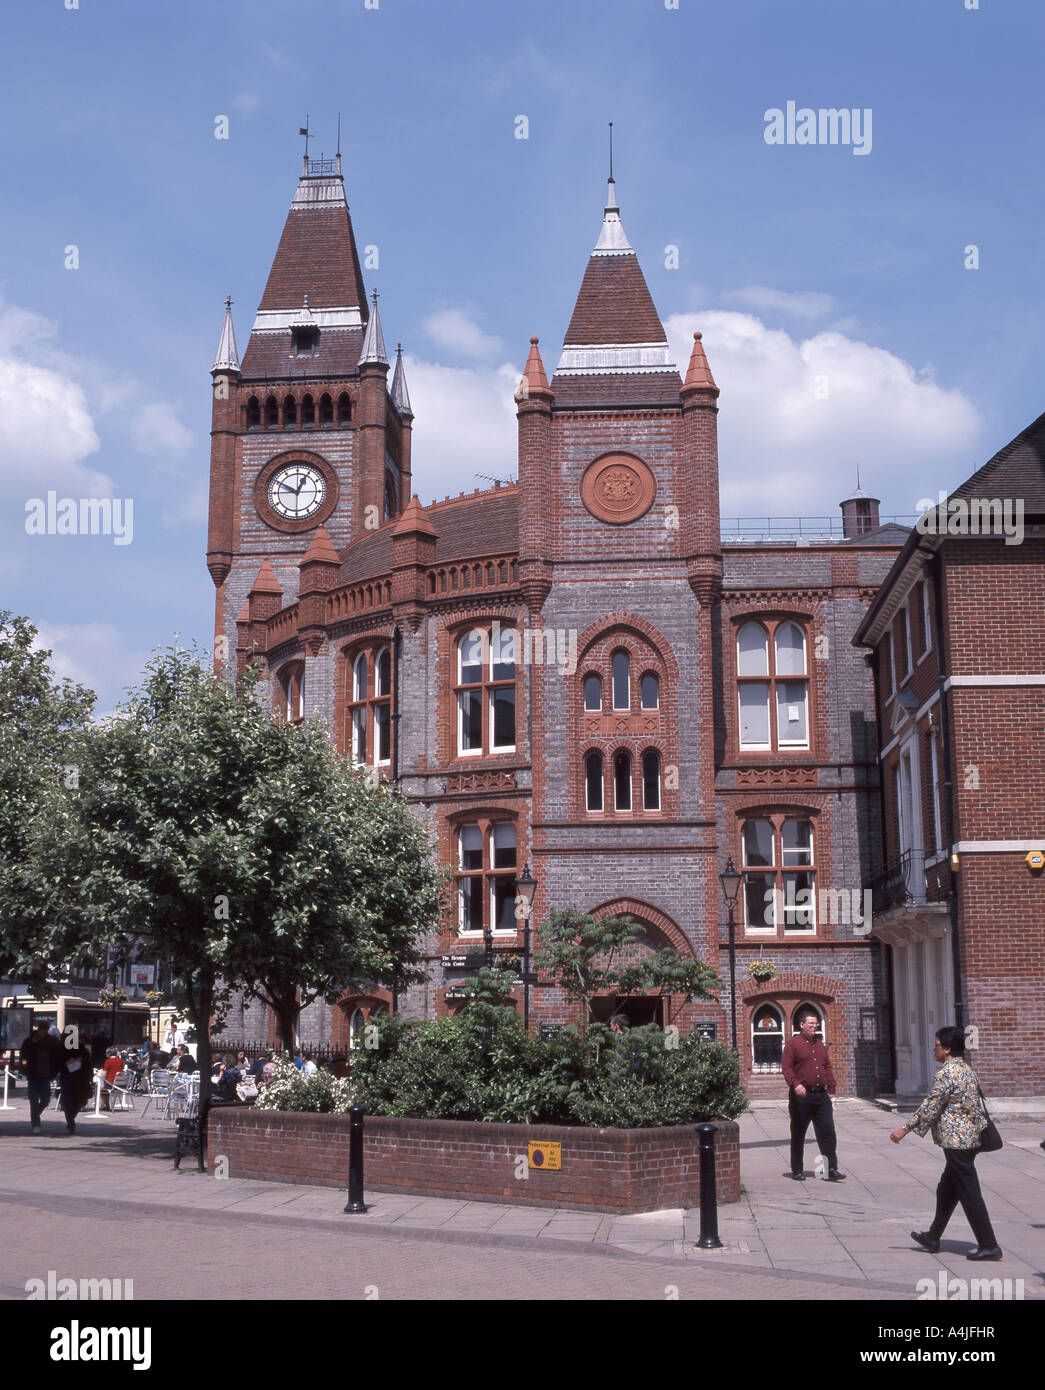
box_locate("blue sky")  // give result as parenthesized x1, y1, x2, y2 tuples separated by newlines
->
(1, 0, 1043, 711)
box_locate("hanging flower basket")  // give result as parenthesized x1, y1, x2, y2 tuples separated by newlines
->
(145, 990, 169, 1007)
(748, 960, 777, 983)
(98, 987, 129, 1007)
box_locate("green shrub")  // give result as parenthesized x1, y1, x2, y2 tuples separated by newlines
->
(252, 1053, 355, 1114)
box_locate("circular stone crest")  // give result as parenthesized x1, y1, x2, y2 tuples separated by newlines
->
(580, 453, 656, 525)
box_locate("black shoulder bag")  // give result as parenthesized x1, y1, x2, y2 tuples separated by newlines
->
(976, 1083, 1003, 1153)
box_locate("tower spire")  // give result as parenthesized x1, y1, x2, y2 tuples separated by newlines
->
(391, 342, 413, 417)
(358, 288, 388, 366)
(211, 295, 240, 373)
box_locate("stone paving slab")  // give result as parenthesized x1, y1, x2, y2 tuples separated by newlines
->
(1, 1096, 1043, 1298)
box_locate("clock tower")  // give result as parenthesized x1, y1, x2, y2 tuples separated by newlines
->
(206, 151, 413, 674)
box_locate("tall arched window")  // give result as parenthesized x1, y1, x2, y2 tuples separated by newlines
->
(640, 673, 659, 709)
(348, 646, 392, 767)
(455, 820, 517, 937)
(792, 1001, 825, 1041)
(265, 395, 279, 429)
(246, 396, 260, 430)
(737, 619, 810, 750)
(642, 749, 661, 811)
(283, 395, 297, 429)
(613, 750, 632, 811)
(301, 394, 315, 428)
(584, 674, 602, 711)
(585, 751, 604, 812)
(455, 627, 515, 755)
(348, 1007, 366, 1050)
(319, 393, 333, 428)
(612, 650, 630, 710)
(752, 1003, 784, 1073)
(338, 392, 352, 425)
(278, 663, 304, 722)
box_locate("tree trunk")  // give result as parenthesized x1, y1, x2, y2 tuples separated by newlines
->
(190, 973, 214, 1124)
(270, 992, 299, 1053)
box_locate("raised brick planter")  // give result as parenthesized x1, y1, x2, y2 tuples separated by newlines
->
(206, 1109, 740, 1214)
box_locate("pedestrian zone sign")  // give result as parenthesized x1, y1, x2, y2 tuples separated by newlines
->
(527, 1141, 561, 1170)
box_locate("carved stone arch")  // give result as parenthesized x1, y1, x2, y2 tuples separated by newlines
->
(574, 611, 681, 681)
(590, 896, 694, 958)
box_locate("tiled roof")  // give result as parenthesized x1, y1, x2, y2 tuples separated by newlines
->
(551, 372, 682, 408)
(339, 489, 518, 587)
(257, 207, 368, 314)
(951, 409, 1045, 515)
(240, 327, 366, 380)
(561, 253, 668, 347)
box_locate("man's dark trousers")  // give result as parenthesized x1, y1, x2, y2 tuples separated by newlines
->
(789, 1088, 838, 1173)
(27, 1078, 51, 1128)
(929, 1148, 997, 1248)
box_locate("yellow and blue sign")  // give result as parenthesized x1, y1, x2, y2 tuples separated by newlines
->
(527, 1141, 562, 1171)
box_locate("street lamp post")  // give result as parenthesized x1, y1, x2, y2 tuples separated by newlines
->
(719, 857, 742, 1056)
(514, 863, 537, 1032)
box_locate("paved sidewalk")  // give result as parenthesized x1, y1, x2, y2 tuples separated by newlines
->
(0, 1096, 1042, 1298)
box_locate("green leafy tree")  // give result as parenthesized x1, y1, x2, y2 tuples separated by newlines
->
(0, 612, 94, 989)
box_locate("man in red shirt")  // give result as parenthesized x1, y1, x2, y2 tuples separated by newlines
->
(782, 1010, 846, 1182)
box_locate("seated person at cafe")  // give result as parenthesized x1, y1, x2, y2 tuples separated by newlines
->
(168, 1044, 197, 1074)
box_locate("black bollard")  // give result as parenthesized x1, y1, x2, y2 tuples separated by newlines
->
(695, 1122, 723, 1248)
(344, 1105, 367, 1214)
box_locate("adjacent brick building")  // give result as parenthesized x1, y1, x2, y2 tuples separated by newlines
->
(206, 153, 931, 1095)
(854, 427, 1045, 1097)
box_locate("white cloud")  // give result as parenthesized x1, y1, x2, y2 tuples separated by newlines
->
(32, 621, 150, 714)
(667, 310, 983, 517)
(131, 402, 194, 457)
(405, 356, 520, 501)
(722, 286, 836, 321)
(423, 308, 505, 362)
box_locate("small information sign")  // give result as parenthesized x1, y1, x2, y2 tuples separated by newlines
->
(527, 1140, 562, 1171)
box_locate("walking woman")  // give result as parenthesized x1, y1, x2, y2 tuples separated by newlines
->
(57, 1037, 94, 1135)
(890, 1024, 1002, 1261)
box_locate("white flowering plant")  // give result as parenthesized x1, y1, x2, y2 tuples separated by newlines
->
(251, 1052, 355, 1114)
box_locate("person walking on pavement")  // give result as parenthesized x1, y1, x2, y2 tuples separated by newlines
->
(57, 1037, 94, 1135)
(19, 1019, 62, 1134)
(782, 1009, 846, 1181)
(890, 1025, 1002, 1261)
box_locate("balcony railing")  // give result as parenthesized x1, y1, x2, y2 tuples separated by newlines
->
(870, 850, 951, 913)
(720, 516, 919, 544)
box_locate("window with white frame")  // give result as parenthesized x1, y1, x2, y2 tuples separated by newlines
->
(348, 646, 391, 767)
(742, 816, 816, 934)
(585, 750, 604, 812)
(455, 627, 516, 755)
(751, 1003, 784, 1073)
(737, 620, 809, 750)
(279, 663, 305, 722)
(921, 579, 933, 655)
(455, 821, 517, 936)
(898, 605, 912, 681)
(612, 650, 630, 710)
(641, 749, 661, 811)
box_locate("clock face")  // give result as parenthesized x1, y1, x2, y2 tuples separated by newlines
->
(267, 463, 326, 520)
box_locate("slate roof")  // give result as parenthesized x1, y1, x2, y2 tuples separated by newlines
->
(240, 327, 366, 380)
(560, 253, 668, 347)
(257, 205, 369, 315)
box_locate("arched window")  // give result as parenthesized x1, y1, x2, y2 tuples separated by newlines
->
(338, 392, 352, 425)
(455, 627, 515, 755)
(583, 674, 602, 711)
(792, 1001, 825, 1041)
(348, 646, 392, 767)
(640, 673, 659, 710)
(301, 394, 315, 429)
(319, 393, 333, 428)
(642, 749, 661, 811)
(612, 650, 630, 710)
(384, 475, 398, 520)
(752, 1003, 784, 1073)
(265, 395, 279, 429)
(246, 396, 260, 430)
(278, 663, 304, 722)
(456, 820, 517, 936)
(613, 750, 632, 811)
(737, 619, 809, 750)
(348, 1007, 366, 1050)
(283, 395, 297, 429)
(585, 751, 604, 812)
(741, 815, 816, 935)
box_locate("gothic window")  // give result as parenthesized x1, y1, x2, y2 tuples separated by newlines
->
(613, 750, 632, 811)
(640, 672, 659, 710)
(265, 395, 279, 430)
(283, 395, 297, 429)
(455, 627, 515, 756)
(384, 474, 398, 520)
(278, 663, 305, 722)
(612, 650, 630, 710)
(791, 1002, 825, 1042)
(348, 646, 392, 767)
(741, 816, 816, 935)
(737, 620, 809, 750)
(348, 1007, 365, 1050)
(585, 751, 604, 811)
(751, 1004, 785, 1074)
(319, 393, 333, 428)
(642, 749, 661, 810)
(246, 396, 260, 431)
(583, 674, 602, 711)
(455, 821, 517, 936)
(301, 394, 315, 429)
(338, 392, 352, 425)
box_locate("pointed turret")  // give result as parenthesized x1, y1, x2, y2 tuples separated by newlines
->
(211, 296, 240, 374)
(241, 153, 369, 378)
(391, 343, 413, 418)
(392, 494, 437, 539)
(552, 178, 679, 407)
(249, 560, 283, 597)
(681, 331, 719, 398)
(358, 289, 388, 366)
(517, 336, 553, 401)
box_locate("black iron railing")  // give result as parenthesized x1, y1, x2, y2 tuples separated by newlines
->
(870, 850, 951, 913)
